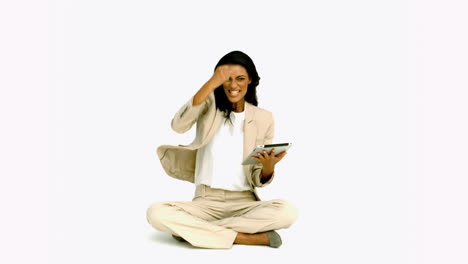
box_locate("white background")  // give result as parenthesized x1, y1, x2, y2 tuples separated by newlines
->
(1, 0, 467, 263)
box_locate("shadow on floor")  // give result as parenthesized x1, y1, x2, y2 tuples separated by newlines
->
(147, 232, 195, 249)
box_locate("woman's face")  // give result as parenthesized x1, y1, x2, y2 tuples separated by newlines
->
(222, 64, 251, 105)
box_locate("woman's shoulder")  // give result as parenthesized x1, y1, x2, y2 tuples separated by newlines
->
(248, 103, 273, 119)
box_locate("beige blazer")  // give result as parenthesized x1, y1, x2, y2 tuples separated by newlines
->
(157, 93, 275, 198)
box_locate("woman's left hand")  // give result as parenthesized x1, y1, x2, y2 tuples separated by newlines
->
(252, 148, 287, 176)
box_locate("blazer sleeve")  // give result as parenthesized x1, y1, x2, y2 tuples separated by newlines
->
(171, 94, 213, 134)
(251, 112, 275, 187)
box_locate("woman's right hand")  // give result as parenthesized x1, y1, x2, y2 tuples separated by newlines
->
(209, 65, 233, 88)
(193, 65, 232, 106)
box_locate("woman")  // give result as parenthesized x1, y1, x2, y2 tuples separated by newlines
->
(147, 51, 298, 249)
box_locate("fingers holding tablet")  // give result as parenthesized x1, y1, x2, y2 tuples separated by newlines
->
(242, 143, 292, 165)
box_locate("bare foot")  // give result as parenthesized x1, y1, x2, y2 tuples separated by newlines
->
(234, 232, 270, 246)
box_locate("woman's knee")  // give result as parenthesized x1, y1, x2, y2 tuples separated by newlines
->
(146, 202, 172, 231)
(272, 199, 299, 228)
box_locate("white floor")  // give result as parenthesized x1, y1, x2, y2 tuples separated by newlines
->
(45, 173, 412, 264)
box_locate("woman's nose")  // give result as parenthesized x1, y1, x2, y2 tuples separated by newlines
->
(230, 80, 237, 88)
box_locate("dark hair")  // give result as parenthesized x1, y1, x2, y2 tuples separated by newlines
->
(213, 51, 260, 121)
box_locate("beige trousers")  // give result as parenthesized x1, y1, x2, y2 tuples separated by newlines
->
(146, 185, 298, 249)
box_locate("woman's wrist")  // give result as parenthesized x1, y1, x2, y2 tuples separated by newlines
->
(193, 80, 217, 106)
(260, 169, 273, 184)
(261, 165, 274, 179)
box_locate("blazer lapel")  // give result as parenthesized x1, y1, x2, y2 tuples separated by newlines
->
(243, 103, 257, 160)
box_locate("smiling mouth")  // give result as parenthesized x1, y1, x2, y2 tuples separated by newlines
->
(229, 89, 241, 96)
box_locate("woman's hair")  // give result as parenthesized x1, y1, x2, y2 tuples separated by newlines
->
(213, 50, 260, 121)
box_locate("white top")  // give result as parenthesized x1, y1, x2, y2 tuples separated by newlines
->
(194, 111, 251, 191)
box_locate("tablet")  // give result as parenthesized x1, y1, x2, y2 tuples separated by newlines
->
(242, 143, 292, 165)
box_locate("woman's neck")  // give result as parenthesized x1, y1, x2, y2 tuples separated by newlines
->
(232, 101, 245, 113)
